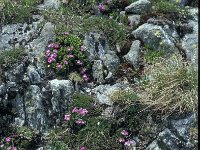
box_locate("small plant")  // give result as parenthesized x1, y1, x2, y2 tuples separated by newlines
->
(110, 89, 139, 105)
(45, 33, 91, 81)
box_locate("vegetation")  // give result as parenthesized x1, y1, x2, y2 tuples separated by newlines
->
(140, 53, 198, 116)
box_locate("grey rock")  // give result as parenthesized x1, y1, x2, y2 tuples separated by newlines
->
(181, 34, 198, 66)
(28, 22, 55, 59)
(132, 23, 178, 53)
(102, 52, 120, 74)
(93, 83, 130, 105)
(125, 0, 151, 14)
(37, 0, 61, 10)
(128, 15, 141, 26)
(49, 79, 74, 116)
(24, 85, 47, 131)
(124, 40, 141, 70)
(0, 84, 6, 96)
(146, 140, 162, 150)
(169, 113, 197, 141)
(92, 60, 105, 84)
(84, 32, 110, 61)
(14, 94, 25, 126)
(27, 65, 42, 84)
(187, 20, 198, 34)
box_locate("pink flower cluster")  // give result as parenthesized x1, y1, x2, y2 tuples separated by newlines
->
(118, 130, 136, 148)
(64, 107, 88, 126)
(1, 137, 17, 150)
(98, 3, 106, 12)
(80, 146, 87, 150)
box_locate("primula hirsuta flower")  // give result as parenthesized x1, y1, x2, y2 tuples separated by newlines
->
(124, 140, 135, 146)
(76, 119, 85, 125)
(80, 146, 87, 150)
(78, 108, 88, 116)
(98, 3, 106, 12)
(72, 107, 79, 113)
(64, 32, 69, 35)
(80, 46, 85, 51)
(119, 138, 125, 143)
(45, 50, 51, 57)
(63, 59, 68, 65)
(67, 47, 73, 51)
(56, 63, 62, 69)
(48, 57, 55, 63)
(82, 74, 89, 81)
(76, 60, 83, 65)
(53, 49, 58, 53)
(12, 147, 17, 150)
(64, 114, 71, 121)
(81, 68, 87, 74)
(67, 54, 74, 58)
(6, 137, 11, 142)
(121, 130, 128, 136)
(48, 43, 59, 49)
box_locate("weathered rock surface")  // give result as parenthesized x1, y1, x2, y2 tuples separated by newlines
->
(132, 23, 179, 52)
(123, 40, 141, 70)
(128, 15, 141, 26)
(125, 0, 151, 14)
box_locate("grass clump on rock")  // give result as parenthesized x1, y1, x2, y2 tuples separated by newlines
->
(140, 53, 198, 115)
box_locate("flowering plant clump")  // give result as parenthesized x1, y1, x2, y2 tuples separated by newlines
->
(45, 32, 90, 81)
(118, 129, 136, 149)
(0, 136, 18, 150)
(64, 107, 89, 131)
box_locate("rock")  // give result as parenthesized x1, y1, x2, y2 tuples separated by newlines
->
(49, 79, 74, 116)
(27, 65, 42, 84)
(187, 20, 198, 34)
(84, 32, 110, 61)
(93, 83, 130, 105)
(128, 15, 141, 26)
(181, 34, 198, 66)
(169, 113, 197, 141)
(102, 52, 120, 74)
(24, 85, 47, 131)
(0, 84, 6, 96)
(146, 140, 162, 150)
(28, 22, 55, 59)
(92, 60, 105, 84)
(37, 0, 61, 10)
(14, 94, 25, 127)
(188, 8, 198, 21)
(132, 23, 178, 53)
(123, 40, 141, 70)
(84, 32, 120, 83)
(125, 0, 151, 14)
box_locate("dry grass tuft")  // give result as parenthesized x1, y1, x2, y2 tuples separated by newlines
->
(140, 53, 198, 115)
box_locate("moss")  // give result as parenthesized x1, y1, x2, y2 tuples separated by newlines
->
(71, 93, 94, 109)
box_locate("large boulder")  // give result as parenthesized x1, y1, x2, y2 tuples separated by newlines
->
(37, 0, 61, 10)
(132, 23, 179, 53)
(125, 0, 151, 14)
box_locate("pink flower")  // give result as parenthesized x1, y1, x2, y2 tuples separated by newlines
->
(99, 3, 106, 12)
(53, 49, 58, 53)
(51, 53, 57, 58)
(72, 107, 79, 113)
(80, 46, 85, 51)
(78, 108, 88, 116)
(67, 47, 73, 51)
(80, 146, 87, 150)
(121, 130, 128, 136)
(82, 74, 89, 81)
(67, 54, 74, 58)
(12, 147, 17, 150)
(63, 59, 68, 65)
(119, 138, 125, 143)
(64, 32, 69, 35)
(48, 43, 59, 49)
(106, 0, 112, 4)
(76, 60, 83, 65)
(64, 114, 71, 121)
(76, 119, 85, 125)
(45, 50, 51, 57)
(48, 57, 55, 63)
(124, 140, 135, 147)
(56, 63, 62, 69)
(6, 137, 11, 142)
(81, 68, 87, 74)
